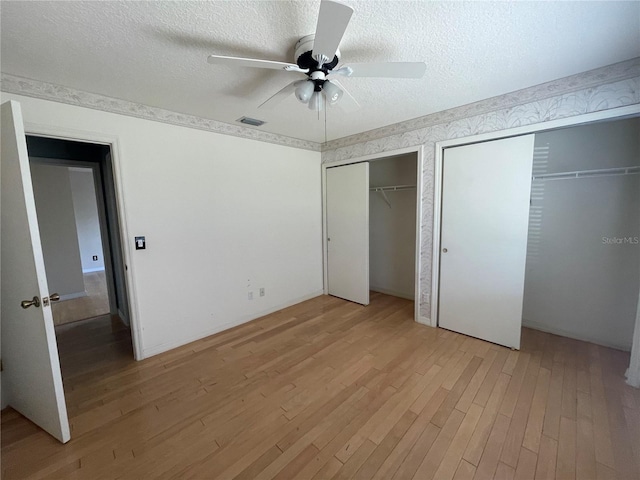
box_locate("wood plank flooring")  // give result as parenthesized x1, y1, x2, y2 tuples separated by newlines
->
(2, 293, 639, 479)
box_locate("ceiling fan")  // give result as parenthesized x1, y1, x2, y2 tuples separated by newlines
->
(207, 0, 426, 113)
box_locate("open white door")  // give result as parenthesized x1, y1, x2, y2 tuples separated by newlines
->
(439, 135, 535, 349)
(326, 163, 369, 305)
(1, 100, 70, 442)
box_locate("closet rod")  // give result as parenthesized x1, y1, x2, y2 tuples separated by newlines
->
(532, 165, 640, 181)
(369, 184, 416, 192)
(370, 185, 416, 208)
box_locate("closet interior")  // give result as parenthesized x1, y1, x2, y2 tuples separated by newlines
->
(369, 153, 418, 301)
(522, 118, 640, 351)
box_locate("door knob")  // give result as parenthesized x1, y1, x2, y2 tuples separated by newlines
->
(21, 296, 41, 309)
(49, 293, 60, 302)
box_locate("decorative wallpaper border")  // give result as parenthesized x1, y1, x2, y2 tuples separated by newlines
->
(0, 73, 322, 152)
(2, 58, 637, 155)
(322, 58, 640, 151)
(323, 59, 640, 321)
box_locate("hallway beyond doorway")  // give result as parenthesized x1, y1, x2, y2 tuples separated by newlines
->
(51, 271, 109, 325)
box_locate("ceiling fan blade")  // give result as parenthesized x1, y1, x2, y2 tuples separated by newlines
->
(312, 0, 354, 65)
(258, 81, 301, 110)
(343, 62, 427, 78)
(208, 54, 299, 71)
(330, 80, 360, 113)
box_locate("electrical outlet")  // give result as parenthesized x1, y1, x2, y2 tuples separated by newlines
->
(248, 291, 253, 300)
(259, 288, 265, 297)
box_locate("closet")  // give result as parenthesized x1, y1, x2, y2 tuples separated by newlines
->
(438, 117, 640, 352)
(325, 153, 418, 307)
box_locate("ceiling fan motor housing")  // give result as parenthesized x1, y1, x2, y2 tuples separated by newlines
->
(295, 34, 340, 74)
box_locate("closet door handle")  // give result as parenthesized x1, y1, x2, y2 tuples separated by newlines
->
(442, 248, 448, 253)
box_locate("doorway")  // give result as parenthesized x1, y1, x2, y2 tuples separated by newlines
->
(1, 100, 140, 443)
(369, 154, 418, 301)
(323, 148, 422, 322)
(26, 136, 134, 372)
(30, 162, 110, 325)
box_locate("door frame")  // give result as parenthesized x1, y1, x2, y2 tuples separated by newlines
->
(22, 122, 143, 360)
(431, 104, 640, 326)
(321, 145, 426, 324)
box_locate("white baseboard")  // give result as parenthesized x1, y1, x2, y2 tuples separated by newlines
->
(82, 267, 105, 274)
(141, 290, 325, 359)
(59, 291, 88, 301)
(370, 286, 415, 301)
(522, 319, 631, 352)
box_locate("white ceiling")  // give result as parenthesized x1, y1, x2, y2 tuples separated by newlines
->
(1, 1, 638, 143)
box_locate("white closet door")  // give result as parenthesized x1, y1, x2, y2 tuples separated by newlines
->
(1, 100, 71, 442)
(326, 163, 369, 305)
(439, 135, 535, 349)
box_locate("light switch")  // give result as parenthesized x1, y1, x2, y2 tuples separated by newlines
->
(135, 236, 146, 250)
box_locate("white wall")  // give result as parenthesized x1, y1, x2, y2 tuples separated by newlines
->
(369, 154, 417, 299)
(4, 93, 323, 358)
(68, 168, 105, 273)
(522, 119, 640, 350)
(30, 163, 85, 297)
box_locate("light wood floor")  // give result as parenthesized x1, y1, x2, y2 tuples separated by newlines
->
(2, 293, 639, 479)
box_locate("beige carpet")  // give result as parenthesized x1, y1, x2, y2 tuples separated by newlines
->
(52, 271, 110, 326)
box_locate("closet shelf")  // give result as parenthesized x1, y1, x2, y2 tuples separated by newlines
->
(369, 185, 416, 192)
(532, 165, 640, 181)
(369, 185, 416, 208)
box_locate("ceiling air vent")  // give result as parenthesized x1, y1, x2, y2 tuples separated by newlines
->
(238, 116, 266, 127)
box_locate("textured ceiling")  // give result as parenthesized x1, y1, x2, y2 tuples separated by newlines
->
(1, 1, 639, 143)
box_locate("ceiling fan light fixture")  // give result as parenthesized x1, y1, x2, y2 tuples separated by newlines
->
(208, 1, 426, 114)
(322, 81, 343, 105)
(308, 91, 324, 111)
(295, 80, 314, 103)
